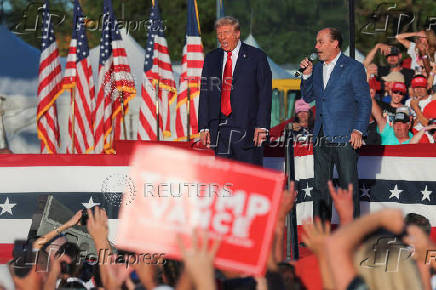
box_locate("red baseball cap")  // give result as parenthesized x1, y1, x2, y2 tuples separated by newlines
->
(411, 76, 427, 88)
(392, 82, 406, 94)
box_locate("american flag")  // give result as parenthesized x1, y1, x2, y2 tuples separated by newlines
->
(137, 0, 177, 141)
(175, 0, 204, 141)
(63, 0, 95, 154)
(94, 0, 136, 153)
(36, 0, 62, 154)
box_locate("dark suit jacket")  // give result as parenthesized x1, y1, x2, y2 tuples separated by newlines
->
(301, 53, 371, 143)
(198, 42, 272, 146)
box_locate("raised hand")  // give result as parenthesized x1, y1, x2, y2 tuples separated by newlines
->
(177, 230, 221, 290)
(328, 181, 353, 225)
(302, 217, 331, 255)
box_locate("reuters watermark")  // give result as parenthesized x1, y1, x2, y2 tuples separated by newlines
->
(144, 182, 233, 198)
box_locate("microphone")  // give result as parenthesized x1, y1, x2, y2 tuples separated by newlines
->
(295, 53, 318, 77)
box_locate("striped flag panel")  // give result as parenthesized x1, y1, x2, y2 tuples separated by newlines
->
(94, 0, 136, 153)
(36, 0, 62, 154)
(175, 0, 204, 141)
(294, 145, 436, 225)
(137, 0, 176, 141)
(63, 0, 95, 154)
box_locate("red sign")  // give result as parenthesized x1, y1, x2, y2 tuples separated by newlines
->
(116, 144, 286, 276)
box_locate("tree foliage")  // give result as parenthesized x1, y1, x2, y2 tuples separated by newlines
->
(3, 0, 436, 65)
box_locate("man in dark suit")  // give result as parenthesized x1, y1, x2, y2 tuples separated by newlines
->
(300, 28, 371, 219)
(198, 16, 272, 166)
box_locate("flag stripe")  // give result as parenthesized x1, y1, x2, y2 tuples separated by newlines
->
(138, 2, 176, 141)
(294, 145, 436, 233)
(38, 47, 60, 75)
(63, 1, 95, 154)
(94, 3, 136, 153)
(37, 5, 62, 155)
(176, 16, 204, 140)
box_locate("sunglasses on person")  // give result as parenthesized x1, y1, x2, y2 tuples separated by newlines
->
(392, 91, 405, 95)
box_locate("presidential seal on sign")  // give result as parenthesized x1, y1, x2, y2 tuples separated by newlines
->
(101, 173, 136, 207)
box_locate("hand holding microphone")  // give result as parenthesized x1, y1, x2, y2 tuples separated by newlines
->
(296, 53, 318, 77)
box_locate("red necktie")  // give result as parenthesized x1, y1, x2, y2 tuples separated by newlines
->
(221, 51, 232, 116)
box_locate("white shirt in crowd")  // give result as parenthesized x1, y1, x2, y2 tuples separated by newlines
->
(405, 95, 433, 131)
(407, 42, 436, 86)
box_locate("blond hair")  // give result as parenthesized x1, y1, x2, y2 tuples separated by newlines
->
(424, 30, 436, 62)
(215, 16, 240, 31)
(353, 235, 423, 290)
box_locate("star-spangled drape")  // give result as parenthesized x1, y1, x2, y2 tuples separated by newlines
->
(293, 145, 436, 226)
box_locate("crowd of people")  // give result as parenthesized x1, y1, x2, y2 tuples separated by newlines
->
(5, 184, 436, 290)
(361, 30, 436, 145)
(3, 188, 299, 290)
(294, 29, 436, 146)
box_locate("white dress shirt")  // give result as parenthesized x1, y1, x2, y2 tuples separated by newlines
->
(301, 52, 341, 87)
(323, 52, 341, 88)
(222, 40, 241, 77)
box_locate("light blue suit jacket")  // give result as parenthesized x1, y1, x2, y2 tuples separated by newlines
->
(301, 53, 371, 143)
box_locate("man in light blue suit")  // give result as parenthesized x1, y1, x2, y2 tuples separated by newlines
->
(300, 28, 371, 219)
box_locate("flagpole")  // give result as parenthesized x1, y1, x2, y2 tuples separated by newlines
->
(120, 94, 127, 140)
(70, 88, 76, 154)
(186, 82, 191, 141)
(155, 3, 160, 141)
(0, 96, 9, 151)
(156, 79, 160, 140)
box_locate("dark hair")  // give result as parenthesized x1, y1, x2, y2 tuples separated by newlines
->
(327, 27, 342, 49)
(294, 109, 314, 129)
(57, 242, 80, 262)
(222, 277, 256, 290)
(413, 74, 426, 80)
(160, 259, 182, 287)
(57, 281, 86, 289)
(56, 242, 84, 279)
(405, 213, 431, 236)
